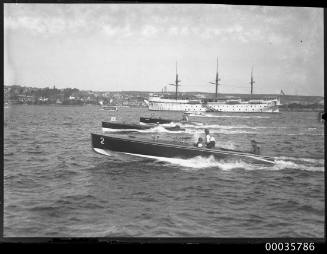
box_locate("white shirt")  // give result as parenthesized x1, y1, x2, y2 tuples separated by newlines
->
(206, 134, 211, 143)
(210, 136, 215, 142)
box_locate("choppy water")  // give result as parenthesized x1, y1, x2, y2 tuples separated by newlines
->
(4, 105, 325, 237)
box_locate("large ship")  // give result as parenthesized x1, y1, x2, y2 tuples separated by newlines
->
(147, 96, 207, 112)
(147, 59, 281, 113)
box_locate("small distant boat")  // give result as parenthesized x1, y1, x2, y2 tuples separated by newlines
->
(140, 117, 173, 124)
(101, 106, 118, 111)
(140, 114, 202, 126)
(91, 133, 275, 166)
(102, 121, 185, 132)
(184, 111, 206, 117)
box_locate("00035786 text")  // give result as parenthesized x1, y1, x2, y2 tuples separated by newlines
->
(265, 242, 315, 251)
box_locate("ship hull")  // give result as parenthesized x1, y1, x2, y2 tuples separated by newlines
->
(206, 102, 279, 113)
(91, 133, 275, 166)
(148, 101, 207, 112)
(148, 98, 280, 113)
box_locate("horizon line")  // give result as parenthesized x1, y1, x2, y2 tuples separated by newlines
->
(4, 85, 324, 97)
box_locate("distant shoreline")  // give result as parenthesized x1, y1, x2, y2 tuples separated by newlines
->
(4, 103, 323, 112)
(279, 108, 323, 112)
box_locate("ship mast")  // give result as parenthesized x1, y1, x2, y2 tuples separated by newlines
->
(169, 62, 181, 100)
(209, 57, 221, 101)
(250, 66, 255, 95)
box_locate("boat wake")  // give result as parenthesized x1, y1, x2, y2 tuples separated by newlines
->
(137, 126, 184, 133)
(190, 113, 271, 119)
(287, 133, 323, 136)
(185, 128, 256, 135)
(102, 123, 288, 135)
(102, 126, 184, 133)
(153, 156, 324, 172)
(160, 121, 204, 127)
(272, 156, 324, 172)
(275, 156, 324, 164)
(93, 148, 112, 156)
(151, 156, 261, 171)
(181, 123, 292, 134)
(126, 154, 258, 171)
(93, 149, 324, 172)
(185, 124, 286, 130)
(272, 160, 324, 172)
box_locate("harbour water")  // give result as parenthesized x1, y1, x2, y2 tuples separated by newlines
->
(4, 105, 325, 237)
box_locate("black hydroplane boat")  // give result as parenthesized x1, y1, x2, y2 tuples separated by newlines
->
(102, 121, 185, 131)
(140, 116, 202, 126)
(140, 117, 173, 124)
(91, 133, 275, 166)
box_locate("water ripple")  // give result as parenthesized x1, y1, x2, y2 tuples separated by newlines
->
(4, 106, 324, 238)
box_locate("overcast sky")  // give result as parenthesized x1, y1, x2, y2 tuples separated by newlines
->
(4, 4, 324, 96)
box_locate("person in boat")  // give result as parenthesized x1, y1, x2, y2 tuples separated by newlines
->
(182, 113, 189, 122)
(194, 137, 203, 148)
(204, 129, 216, 149)
(251, 140, 261, 155)
(208, 136, 216, 149)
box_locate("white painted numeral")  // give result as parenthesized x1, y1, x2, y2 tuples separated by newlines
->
(100, 137, 104, 144)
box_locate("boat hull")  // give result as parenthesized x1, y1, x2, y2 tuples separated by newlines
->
(102, 121, 149, 130)
(91, 133, 275, 166)
(101, 106, 118, 111)
(140, 117, 172, 124)
(102, 122, 185, 131)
